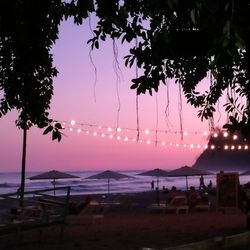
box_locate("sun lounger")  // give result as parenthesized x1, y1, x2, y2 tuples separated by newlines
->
(148, 203, 167, 213)
(165, 195, 189, 214)
(65, 201, 104, 225)
(0, 187, 71, 235)
(194, 198, 211, 211)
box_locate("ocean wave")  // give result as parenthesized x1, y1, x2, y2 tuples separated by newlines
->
(0, 182, 19, 188)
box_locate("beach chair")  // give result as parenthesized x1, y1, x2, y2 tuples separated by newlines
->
(65, 201, 104, 225)
(148, 203, 167, 213)
(165, 195, 189, 214)
(194, 197, 211, 211)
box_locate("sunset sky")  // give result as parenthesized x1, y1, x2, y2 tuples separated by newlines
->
(0, 18, 228, 173)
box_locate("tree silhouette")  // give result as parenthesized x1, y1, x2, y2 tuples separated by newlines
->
(1, 0, 250, 140)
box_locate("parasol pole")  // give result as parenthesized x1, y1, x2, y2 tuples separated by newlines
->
(156, 176, 160, 206)
(185, 176, 188, 191)
(53, 177, 56, 196)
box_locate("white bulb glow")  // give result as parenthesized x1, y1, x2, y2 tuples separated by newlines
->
(223, 132, 228, 137)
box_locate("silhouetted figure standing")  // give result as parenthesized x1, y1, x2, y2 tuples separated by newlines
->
(151, 180, 155, 190)
(199, 175, 205, 189)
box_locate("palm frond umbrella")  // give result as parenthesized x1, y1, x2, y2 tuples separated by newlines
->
(85, 170, 133, 194)
(166, 165, 212, 191)
(29, 170, 80, 196)
(137, 168, 169, 205)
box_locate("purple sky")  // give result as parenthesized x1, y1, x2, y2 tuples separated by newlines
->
(0, 18, 228, 172)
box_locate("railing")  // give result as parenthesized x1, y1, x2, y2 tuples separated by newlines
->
(0, 186, 71, 235)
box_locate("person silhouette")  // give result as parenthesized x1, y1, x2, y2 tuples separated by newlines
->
(199, 175, 205, 189)
(208, 180, 213, 190)
(151, 180, 155, 190)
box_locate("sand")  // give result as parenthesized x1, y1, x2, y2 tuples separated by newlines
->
(0, 191, 248, 250)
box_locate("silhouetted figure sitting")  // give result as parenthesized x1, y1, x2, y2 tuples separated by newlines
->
(187, 186, 198, 209)
(166, 186, 178, 204)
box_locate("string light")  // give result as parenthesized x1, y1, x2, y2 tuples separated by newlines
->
(233, 135, 238, 140)
(223, 132, 229, 137)
(62, 120, 249, 151)
(70, 120, 76, 126)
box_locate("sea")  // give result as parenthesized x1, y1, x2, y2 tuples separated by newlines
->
(0, 170, 249, 196)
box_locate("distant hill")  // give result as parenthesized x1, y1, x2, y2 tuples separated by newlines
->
(193, 130, 250, 171)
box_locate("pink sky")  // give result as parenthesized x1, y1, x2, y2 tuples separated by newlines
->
(0, 19, 228, 173)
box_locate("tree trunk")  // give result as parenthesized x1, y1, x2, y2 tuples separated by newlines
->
(19, 127, 27, 207)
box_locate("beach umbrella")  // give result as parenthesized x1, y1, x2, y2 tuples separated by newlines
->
(240, 170, 250, 176)
(137, 168, 169, 190)
(137, 168, 169, 205)
(85, 170, 133, 194)
(29, 170, 80, 195)
(166, 166, 212, 191)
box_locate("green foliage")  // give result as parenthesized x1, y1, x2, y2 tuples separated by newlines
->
(1, 0, 250, 141)
(86, 0, 250, 140)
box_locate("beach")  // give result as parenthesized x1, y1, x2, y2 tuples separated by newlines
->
(0, 191, 249, 250)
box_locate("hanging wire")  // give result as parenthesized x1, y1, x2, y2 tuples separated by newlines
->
(88, 13, 97, 103)
(112, 39, 122, 132)
(155, 93, 159, 146)
(178, 82, 184, 140)
(164, 77, 172, 129)
(135, 37, 140, 142)
(208, 72, 215, 131)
